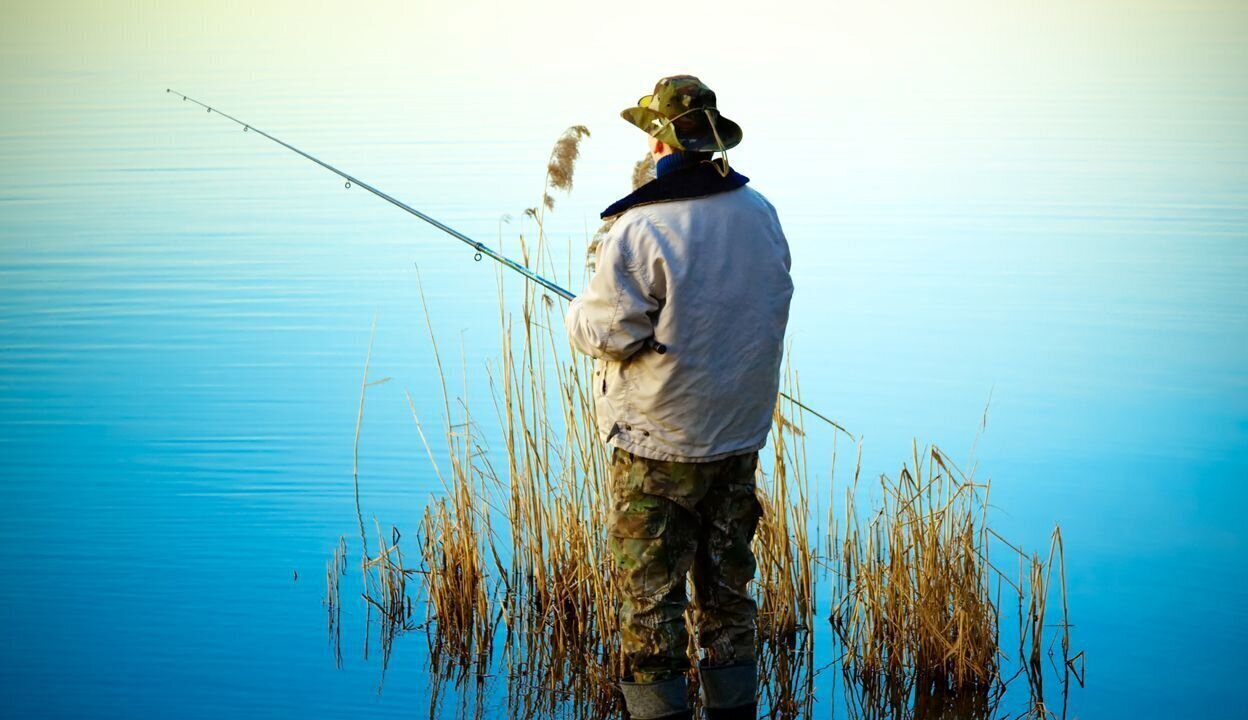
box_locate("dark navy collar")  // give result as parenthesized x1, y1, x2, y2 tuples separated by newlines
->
(601, 158, 749, 219)
(655, 151, 709, 177)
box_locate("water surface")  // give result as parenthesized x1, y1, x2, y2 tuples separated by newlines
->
(2, 2, 1246, 718)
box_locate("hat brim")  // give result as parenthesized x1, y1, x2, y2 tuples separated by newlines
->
(620, 105, 743, 153)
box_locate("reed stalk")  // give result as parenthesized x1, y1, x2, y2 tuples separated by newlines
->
(324, 535, 347, 669)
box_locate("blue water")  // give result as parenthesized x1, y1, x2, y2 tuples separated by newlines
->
(3, 5, 1248, 717)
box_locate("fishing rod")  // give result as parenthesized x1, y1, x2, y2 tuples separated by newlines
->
(167, 89, 853, 440)
(166, 88, 577, 305)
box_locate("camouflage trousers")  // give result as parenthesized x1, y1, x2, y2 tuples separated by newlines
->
(607, 446, 763, 683)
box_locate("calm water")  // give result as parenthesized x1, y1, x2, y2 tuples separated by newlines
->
(3, 3, 1247, 718)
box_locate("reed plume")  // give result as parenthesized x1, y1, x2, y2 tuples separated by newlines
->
(543, 125, 590, 210)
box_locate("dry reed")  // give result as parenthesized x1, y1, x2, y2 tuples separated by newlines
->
(831, 443, 1003, 718)
(542, 125, 590, 211)
(828, 442, 1078, 720)
(751, 376, 818, 718)
(363, 520, 417, 679)
(324, 535, 347, 668)
(1010, 526, 1077, 720)
(330, 125, 1080, 720)
(411, 270, 499, 686)
(491, 128, 623, 718)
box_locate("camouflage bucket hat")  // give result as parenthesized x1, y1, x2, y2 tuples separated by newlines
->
(621, 75, 743, 153)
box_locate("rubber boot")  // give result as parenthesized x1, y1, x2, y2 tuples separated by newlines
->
(699, 661, 758, 720)
(619, 675, 691, 720)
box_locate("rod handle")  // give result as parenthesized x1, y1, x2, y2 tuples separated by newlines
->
(648, 339, 667, 355)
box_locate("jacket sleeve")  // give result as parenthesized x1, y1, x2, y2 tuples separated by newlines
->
(566, 216, 661, 361)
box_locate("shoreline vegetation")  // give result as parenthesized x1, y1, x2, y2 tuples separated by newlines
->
(323, 128, 1084, 719)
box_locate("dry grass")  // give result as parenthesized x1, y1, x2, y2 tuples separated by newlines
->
(491, 133, 624, 718)
(1009, 526, 1078, 720)
(829, 442, 1077, 720)
(752, 380, 818, 718)
(332, 125, 1080, 720)
(418, 491, 494, 679)
(831, 443, 1003, 717)
(410, 270, 499, 686)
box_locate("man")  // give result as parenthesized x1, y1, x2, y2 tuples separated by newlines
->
(566, 76, 794, 720)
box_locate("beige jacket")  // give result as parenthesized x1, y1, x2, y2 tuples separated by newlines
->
(566, 185, 793, 462)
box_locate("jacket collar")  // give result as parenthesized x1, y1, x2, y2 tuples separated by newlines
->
(600, 159, 749, 219)
(655, 151, 705, 177)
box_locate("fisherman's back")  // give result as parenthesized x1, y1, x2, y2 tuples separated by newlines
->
(580, 184, 793, 462)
